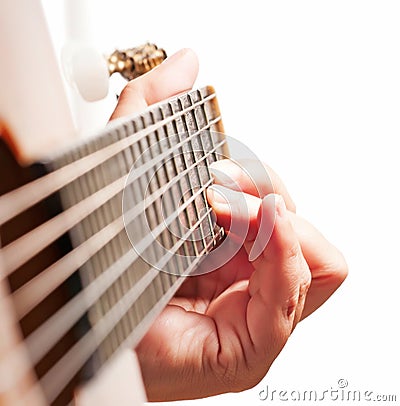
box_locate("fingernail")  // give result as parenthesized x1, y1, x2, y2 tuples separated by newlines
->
(162, 48, 189, 65)
(209, 159, 243, 189)
(275, 194, 286, 217)
(248, 195, 282, 262)
(248, 244, 261, 262)
(207, 185, 239, 205)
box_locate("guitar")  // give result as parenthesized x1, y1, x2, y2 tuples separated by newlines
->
(0, 1, 229, 405)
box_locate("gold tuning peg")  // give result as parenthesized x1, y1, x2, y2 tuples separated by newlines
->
(107, 43, 167, 81)
(62, 42, 167, 101)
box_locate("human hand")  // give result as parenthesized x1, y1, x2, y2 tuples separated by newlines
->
(135, 159, 347, 401)
(110, 49, 348, 401)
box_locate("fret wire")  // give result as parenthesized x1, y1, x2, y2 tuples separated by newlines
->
(141, 112, 177, 294)
(11, 139, 226, 319)
(11, 175, 222, 402)
(112, 127, 140, 345)
(59, 150, 108, 359)
(67, 147, 110, 359)
(0, 93, 217, 226)
(184, 93, 211, 250)
(97, 132, 131, 350)
(60, 146, 105, 330)
(157, 107, 191, 270)
(198, 90, 218, 162)
(38, 205, 214, 404)
(151, 111, 185, 286)
(85, 137, 121, 355)
(176, 97, 207, 253)
(20, 143, 220, 368)
(13, 218, 124, 319)
(111, 230, 215, 354)
(187, 92, 216, 245)
(0, 117, 221, 278)
(1, 88, 225, 402)
(23, 179, 214, 369)
(162, 102, 195, 260)
(0, 176, 126, 278)
(117, 123, 149, 339)
(132, 118, 164, 334)
(99, 231, 217, 374)
(142, 112, 170, 336)
(169, 101, 200, 257)
(106, 118, 154, 356)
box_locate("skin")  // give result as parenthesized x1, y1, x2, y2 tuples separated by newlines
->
(110, 48, 348, 401)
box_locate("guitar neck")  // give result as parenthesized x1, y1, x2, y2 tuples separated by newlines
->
(0, 86, 228, 405)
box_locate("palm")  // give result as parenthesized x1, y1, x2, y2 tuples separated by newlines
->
(136, 244, 264, 401)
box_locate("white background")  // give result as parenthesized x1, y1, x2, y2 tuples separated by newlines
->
(42, 1, 400, 404)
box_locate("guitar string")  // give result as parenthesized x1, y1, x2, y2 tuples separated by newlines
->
(189, 91, 219, 244)
(0, 93, 216, 226)
(12, 175, 214, 374)
(0, 88, 222, 400)
(12, 140, 225, 319)
(33, 208, 216, 404)
(0, 117, 221, 277)
(176, 96, 209, 253)
(0, 176, 217, 397)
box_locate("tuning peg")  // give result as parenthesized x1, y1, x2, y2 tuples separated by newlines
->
(62, 43, 167, 102)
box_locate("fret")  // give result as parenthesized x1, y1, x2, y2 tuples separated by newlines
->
(179, 92, 220, 257)
(183, 92, 216, 248)
(116, 226, 217, 358)
(133, 126, 165, 353)
(112, 126, 140, 345)
(76, 140, 118, 361)
(39, 202, 216, 404)
(191, 91, 219, 245)
(160, 102, 196, 260)
(96, 132, 132, 352)
(140, 111, 179, 294)
(94, 138, 122, 321)
(22, 171, 221, 370)
(78, 144, 113, 329)
(169, 98, 203, 256)
(56, 147, 106, 382)
(13, 217, 126, 321)
(0, 92, 218, 227)
(0, 86, 228, 405)
(109, 154, 134, 350)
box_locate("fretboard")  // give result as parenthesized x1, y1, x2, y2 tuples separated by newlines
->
(0, 86, 228, 405)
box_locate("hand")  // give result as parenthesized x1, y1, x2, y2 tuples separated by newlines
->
(110, 49, 348, 401)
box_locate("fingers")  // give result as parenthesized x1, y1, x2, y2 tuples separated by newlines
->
(207, 185, 348, 322)
(109, 48, 199, 120)
(207, 185, 261, 241)
(288, 212, 348, 319)
(210, 159, 296, 212)
(207, 186, 311, 350)
(246, 195, 311, 353)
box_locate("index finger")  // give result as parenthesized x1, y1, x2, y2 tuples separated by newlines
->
(210, 158, 296, 212)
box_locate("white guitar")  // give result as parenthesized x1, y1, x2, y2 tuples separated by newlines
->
(0, 1, 228, 405)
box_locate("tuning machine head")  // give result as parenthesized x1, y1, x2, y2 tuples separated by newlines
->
(107, 43, 167, 81)
(63, 43, 167, 102)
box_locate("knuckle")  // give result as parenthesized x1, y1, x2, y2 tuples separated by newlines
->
(285, 241, 302, 265)
(284, 257, 311, 319)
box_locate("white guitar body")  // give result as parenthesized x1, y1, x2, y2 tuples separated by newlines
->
(0, 0, 146, 404)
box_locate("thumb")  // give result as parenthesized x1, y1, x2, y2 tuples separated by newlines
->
(110, 48, 199, 120)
